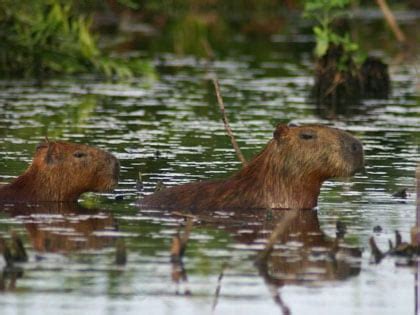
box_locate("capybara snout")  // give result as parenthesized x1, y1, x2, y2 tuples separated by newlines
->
(339, 131, 364, 175)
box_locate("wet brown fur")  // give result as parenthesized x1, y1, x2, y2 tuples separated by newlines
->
(141, 124, 364, 211)
(0, 141, 119, 202)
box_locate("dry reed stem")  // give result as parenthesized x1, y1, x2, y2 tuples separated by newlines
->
(375, 0, 407, 43)
(212, 79, 248, 166)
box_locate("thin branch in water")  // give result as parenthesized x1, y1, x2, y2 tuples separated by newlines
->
(414, 164, 420, 245)
(211, 262, 228, 313)
(269, 284, 291, 315)
(417, 164, 420, 231)
(115, 238, 127, 266)
(212, 79, 248, 167)
(375, 0, 406, 44)
(369, 237, 385, 264)
(395, 230, 402, 247)
(170, 218, 193, 296)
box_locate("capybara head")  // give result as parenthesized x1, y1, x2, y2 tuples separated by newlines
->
(273, 124, 364, 180)
(19, 140, 120, 202)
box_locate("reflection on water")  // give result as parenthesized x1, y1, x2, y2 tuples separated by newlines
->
(164, 208, 362, 313)
(2, 203, 116, 253)
(0, 204, 363, 311)
(0, 203, 117, 293)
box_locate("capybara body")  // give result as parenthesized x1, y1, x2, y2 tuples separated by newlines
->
(0, 141, 119, 202)
(141, 124, 364, 211)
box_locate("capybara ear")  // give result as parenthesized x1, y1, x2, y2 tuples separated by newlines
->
(273, 124, 290, 140)
(36, 137, 50, 151)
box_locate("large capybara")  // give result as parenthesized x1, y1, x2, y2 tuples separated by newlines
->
(140, 123, 364, 211)
(0, 140, 119, 202)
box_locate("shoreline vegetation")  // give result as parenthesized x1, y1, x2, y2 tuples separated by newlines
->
(0, 1, 152, 80)
(0, 0, 414, 82)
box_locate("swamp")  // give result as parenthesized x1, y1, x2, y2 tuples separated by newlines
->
(0, 1, 419, 314)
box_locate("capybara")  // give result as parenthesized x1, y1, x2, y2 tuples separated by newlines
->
(140, 123, 364, 211)
(0, 140, 119, 202)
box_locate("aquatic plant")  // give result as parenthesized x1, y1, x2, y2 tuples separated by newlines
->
(0, 0, 151, 79)
(303, 0, 390, 109)
(303, 0, 365, 67)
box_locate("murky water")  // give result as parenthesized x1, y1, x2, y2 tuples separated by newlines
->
(0, 10, 419, 315)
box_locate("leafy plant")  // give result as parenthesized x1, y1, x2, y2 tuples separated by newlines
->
(303, 0, 366, 64)
(0, 0, 151, 79)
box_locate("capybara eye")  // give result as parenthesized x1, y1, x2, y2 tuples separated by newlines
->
(299, 132, 316, 140)
(73, 151, 87, 158)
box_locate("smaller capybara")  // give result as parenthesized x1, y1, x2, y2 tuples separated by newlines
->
(140, 123, 364, 211)
(0, 140, 119, 202)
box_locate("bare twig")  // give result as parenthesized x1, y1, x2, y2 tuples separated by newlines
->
(417, 164, 420, 227)
(212, 262, 228, 313)
(415, 164, 420, 245)
(171, 217, 193, 260)
(180, 218, 193, 251)
(375, 0, 406, 43)
(115, 238, 127, 266)
(212, 79, 248, 166)
(269, 284, 291, 315)
(171, 218, 193, 296)
(395, 230, 402, 247)
(369, 237, 385, 264)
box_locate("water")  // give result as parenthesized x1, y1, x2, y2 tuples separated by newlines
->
(0, 11, 419, 315)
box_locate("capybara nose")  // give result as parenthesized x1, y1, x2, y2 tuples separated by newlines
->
(351, 141, 362, 153)
(111, 156, 120, 181)
(105, 153, 120, 182)
(350, 139, 364, 170)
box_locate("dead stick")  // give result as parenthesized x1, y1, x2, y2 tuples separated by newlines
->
(180, 217, 193, 250)
(212, 79, 248, 166)
(412, 165, 420, 245)
(212, 262, 228, 313)
(369, 237, 385, 264)
(417, 164, 420, 227)
(375, 0, 406, 43)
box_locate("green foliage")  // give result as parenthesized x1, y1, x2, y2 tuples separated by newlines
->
(0, 0, 151, 79)
(304, 0, 365, 64)
(304, 0, 350, 27)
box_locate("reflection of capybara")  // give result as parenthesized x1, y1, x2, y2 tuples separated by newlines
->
(141, 124, 364, 211)
(2, 203, 116, 252)
(253, 210, 361, 286)
(0, 140, 119, 202)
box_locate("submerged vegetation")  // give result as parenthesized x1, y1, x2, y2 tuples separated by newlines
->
(0, 0, 152, 79)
